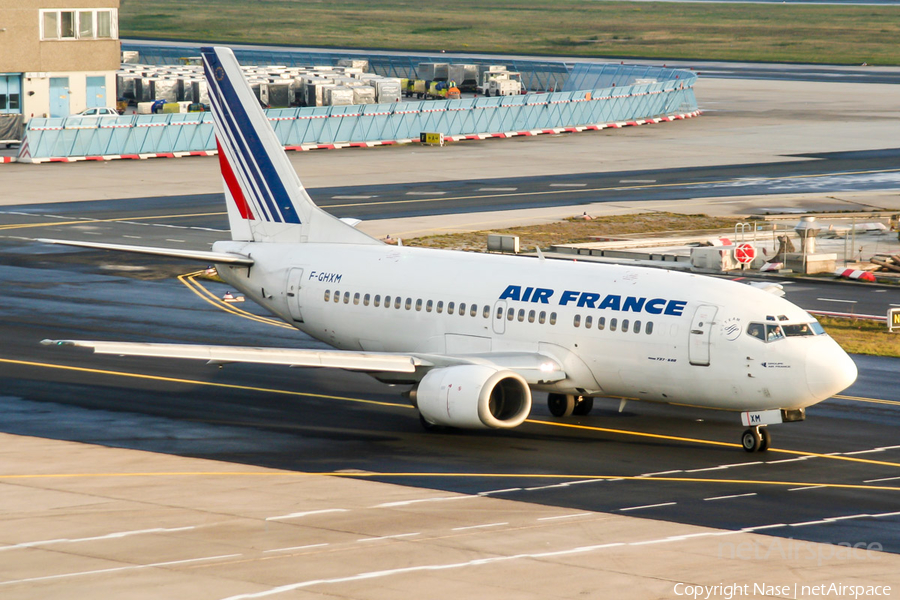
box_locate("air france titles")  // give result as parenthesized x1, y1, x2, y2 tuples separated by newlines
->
(498, 285, 687, 316)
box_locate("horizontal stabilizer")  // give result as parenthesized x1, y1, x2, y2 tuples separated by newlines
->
(41, 339, 427, 373)
(37, 239, 254, 266)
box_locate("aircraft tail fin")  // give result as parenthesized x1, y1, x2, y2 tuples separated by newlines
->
(201, 46, 378, 245)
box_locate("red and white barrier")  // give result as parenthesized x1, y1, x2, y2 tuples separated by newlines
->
(834, 268, 877, 282)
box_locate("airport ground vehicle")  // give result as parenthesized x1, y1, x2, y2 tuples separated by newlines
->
(70, 107, 121, 117)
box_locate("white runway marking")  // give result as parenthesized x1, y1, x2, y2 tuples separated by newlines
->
(264, 544, 329, 554)
(537, 512, 592, 521)
(549, 183, 586, 187)
(0, 553, 241, 586)
(331, 195, 373, 200)
(640, 470, 684, 476)
(451, 522, 508, 531)
(478, 488, 522, 495)
(477, 187, 517, 191)
(864, 476, 900, 483)
(357, 533, 420, 543)
(373, 496, 471, 508)
(816, 297, 857, 303)
(704, 493, 758, 501)
(405, 191, 446, 195)
(619, 179, 657, 183)
(123, 235, 141, 239)
(787, 485, 828, 492)
(620, 502, 677, 512)
(165, 238, 186, 242)
(265, 508, 348, 522)
(0, 526, 196, 552)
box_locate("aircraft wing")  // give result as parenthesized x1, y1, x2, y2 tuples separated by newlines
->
(40, 340, 567, 383)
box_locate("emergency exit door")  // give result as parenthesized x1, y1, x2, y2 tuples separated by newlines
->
(285, 268, 304, 322)
(689, 305, 718, 366)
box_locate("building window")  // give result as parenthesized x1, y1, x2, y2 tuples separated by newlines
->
(40, 9, 118, 40)
(0, 75, 22, 114)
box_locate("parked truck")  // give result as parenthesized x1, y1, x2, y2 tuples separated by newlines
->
(481, 71, 524, 96)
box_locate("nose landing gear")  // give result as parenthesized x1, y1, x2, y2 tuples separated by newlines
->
(741, 426, 771, 452)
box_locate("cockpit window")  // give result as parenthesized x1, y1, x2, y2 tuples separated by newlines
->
(766, 324, 784, 341)
(809, 321, 826, 335)
(782, 323, 815, 337)
(747, 322, 766, 341)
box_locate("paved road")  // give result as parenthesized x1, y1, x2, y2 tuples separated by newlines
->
(2, 230, 899, 553)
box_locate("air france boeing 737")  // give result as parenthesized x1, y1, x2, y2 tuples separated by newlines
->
(41, 46, 858, 452)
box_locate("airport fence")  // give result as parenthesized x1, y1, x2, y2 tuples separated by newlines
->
(19, 44, 698, 161)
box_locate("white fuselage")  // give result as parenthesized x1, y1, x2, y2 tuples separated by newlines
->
(214, 240, 857, 412)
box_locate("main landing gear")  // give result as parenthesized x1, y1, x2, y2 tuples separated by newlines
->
(741, 426, 771, 453)
(547, 394, 593, 417)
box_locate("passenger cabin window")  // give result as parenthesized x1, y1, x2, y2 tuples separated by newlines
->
(415, 299, 423, 311)
(518, 309, 525, 322)
(622, 319, 630, 333)
(483, 305, 490, 318)
(507, 308, 514, 321)
(458, 302, 466, 315)
(333, 290, 340, 303)
(437, 301, 444, 314)
(539, 311, 546, 324)
(645, 321, 653, 335)
(610, 318, 617, 332)
(549, 312, 557, 325)
(404, 297, 412, 310)
(496, 306, 503, 320)
(597, 317, 605, 330)
(528, 310, 536, 324)
(585, 315, 592, 329)
(394, 297, 402, 309)
(426, 300, 433, 312)
(343, 292, 350, 304)
(353, 293, 360, 305)
(324, 290, 330, 302)
(470, 304, 478, 317)
(374, 294, 381, 307)
(384, 295, 391, 308)
(363, 293, 370, 306)
(634, 320, 641, 334)
(573, 315, 581, 328)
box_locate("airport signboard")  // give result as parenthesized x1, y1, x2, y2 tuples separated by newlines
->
(890, 307, 900, 332)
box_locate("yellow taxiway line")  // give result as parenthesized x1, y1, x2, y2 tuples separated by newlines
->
(834, 394, 900, 407)
(177, 271, 293, 329)
(0, 470, 897, 493)
(0, 212, 225, 231)
(3, 356, 899, 470)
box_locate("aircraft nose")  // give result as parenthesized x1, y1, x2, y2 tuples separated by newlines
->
(806, 339, 858, 400)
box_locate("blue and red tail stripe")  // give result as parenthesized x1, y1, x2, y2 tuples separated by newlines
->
(201, 47, 301, 225)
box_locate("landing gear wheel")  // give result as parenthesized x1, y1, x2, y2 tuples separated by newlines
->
(741, 427, 762, 453)
(572, 396, 594, 416)
(548, 393, 575, 417)
(758, 427, 771, 452)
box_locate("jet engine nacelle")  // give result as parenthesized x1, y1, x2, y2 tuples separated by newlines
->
(415, 365, 532, 429)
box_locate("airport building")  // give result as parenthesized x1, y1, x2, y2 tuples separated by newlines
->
(0, 0, 119, 136)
